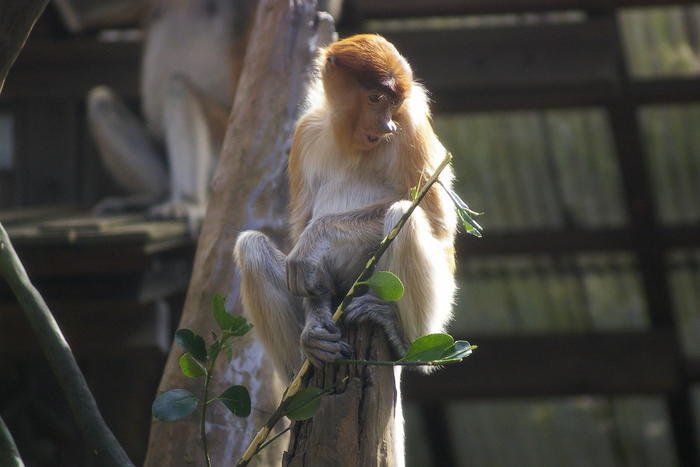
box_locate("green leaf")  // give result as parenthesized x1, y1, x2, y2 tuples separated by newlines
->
(211, 296, 253, 336)
(360, 271, 404, 301)
(437, 340, 474, 363)
(152, 389, 198, 422)
(212, 294, 234, 331)
(212, 293, 226, 314)
(224, 345, 234, 362)
(400, 333, 455, 363)
(218, 385, 251, 417)
(175, 329, 207, 362)
(179, 353, 206, 378)
(284, 387, 324, 421)
(458, 208, 483, 238)
(230, 319, 254, 337)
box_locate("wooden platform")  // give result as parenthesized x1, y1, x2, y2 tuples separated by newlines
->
(0, 208, 195, 464)
(0, 208, 194, 353)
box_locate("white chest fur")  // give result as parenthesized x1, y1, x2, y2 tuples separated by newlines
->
(300, 122, 397, 220)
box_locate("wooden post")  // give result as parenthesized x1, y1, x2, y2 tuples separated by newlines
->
(283, 324, 399, 466)
(144, 1, 330, 465)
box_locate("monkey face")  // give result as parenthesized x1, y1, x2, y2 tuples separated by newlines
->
(352, 89, 402, 151)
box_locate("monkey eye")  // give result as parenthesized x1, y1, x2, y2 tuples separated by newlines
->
(368, 94, 381, 104)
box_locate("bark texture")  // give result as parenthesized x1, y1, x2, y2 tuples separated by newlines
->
(144, 1, 326, 466)
(284, 323, 398, 467)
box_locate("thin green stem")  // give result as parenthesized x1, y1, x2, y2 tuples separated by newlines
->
(200, 372, 212, 467)
(200, 338, 225, 467)
(254, 426, 292, 456)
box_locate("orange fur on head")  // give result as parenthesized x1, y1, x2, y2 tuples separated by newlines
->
(322, 34, 413, 101)
(321, 34, 414, 152)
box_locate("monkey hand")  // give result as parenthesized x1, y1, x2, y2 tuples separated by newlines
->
(342, 294, 408, 359)
(286, 247, 332, 297)
(300, 314, 352, 368)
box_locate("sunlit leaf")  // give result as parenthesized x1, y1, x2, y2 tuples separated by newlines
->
(437, 340, 474, 363)
(284, 387, 324, 421)
(218, 385, 251, 417)
(152, 389, 198, 422)
(179, 353, 206, 378)
(174, 329, 207, 362)
(400, 333, 454, 363)
(360, 271, 404, 301)
(458, 208, 483, 238)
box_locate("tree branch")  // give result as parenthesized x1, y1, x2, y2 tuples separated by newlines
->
(0, 415, 23, 467)
(0, 0, 48, 93)
(0, 223, 133, 467)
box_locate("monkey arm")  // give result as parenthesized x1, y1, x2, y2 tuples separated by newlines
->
(286, 197, 455, 367)
(286, 200, 392, 297)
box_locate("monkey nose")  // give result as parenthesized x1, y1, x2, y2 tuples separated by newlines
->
(380, 120, 397, 135)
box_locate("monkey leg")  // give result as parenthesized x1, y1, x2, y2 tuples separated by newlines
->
(347, 200, 456, 358)
(87, 86, 168, 212)
(234, 230, 306, 380)
(152, 75, 223, 232)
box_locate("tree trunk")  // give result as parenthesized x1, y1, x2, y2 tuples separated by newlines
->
(144, 1, 330, 465)
(283, 324, 399, 466)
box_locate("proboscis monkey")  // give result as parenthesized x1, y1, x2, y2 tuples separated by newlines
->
(87, 0, 254, 231)
(234, 33, 457, 379)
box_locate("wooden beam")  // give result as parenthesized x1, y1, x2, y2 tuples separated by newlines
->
(0, 39, 140, 101)
(619, 0, 700, 7)
(458, 228, 633, 256)
(354, 0, 700, 18)
(0, 303, 171, 354)
(456, 225, 700, 257)
(0, 258, 191, 302)
(385, 20, 617, 103)
(3, 37, 700, 111)
(403, 332, 680, 399)
(632, 78, 700, 105)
